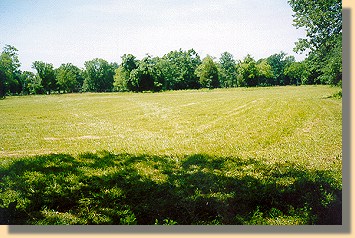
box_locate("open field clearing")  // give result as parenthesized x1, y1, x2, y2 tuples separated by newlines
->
(0, 86, 342, 224)
(0, 86, 341, 164)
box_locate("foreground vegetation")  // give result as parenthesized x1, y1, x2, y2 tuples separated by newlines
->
(0, 151, 341, 225)
(0, 86, 342, 225)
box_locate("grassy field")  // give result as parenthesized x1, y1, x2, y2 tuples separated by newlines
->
(0, 86, 342, 225)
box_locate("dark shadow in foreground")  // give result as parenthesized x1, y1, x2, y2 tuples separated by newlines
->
(0, 151, 341, 226)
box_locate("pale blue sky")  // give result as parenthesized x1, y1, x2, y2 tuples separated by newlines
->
(0, 0, 307, 71)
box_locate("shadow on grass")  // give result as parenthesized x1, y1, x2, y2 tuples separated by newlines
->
(0, 151, 342, 225)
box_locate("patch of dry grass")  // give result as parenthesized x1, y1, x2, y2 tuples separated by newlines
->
(0, 86, 342, 170)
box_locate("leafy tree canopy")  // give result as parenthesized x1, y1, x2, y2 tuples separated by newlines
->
(237, 54, 258, 87)
(32, 61, 56, 94)
(218, 52, 237, 88)
(56, 63, 83, 93)
(195, 55, 219, 89)
(288, 0, 342, 53)
(83, 58, 116, 92)
(288, 0, 342, 85)
(0, 45, 22, 97)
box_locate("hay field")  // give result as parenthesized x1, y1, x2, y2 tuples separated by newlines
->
(0, 86, 342, 224)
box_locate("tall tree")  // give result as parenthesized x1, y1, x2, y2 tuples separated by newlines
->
(158, 51, 183, 90)
(237, 55, 258, 87)
(129, 55, 155, 92)
(266, 52, 285, 86)
(32, 61, 56, 94)
(256, 59, 273, 86)
(266, 52, 295, 86)
(184, 49, 202, 89)
(119, 54, 139, 91)
(195, 55, 219, 89)
(283, 55, 296, 85)
(160, 49, 201, 90)
(83, 58, 116, 92)
(56, 63, 83, 93)
(113, 66, 129, 92)
(218, 52, 237, 88)
(0, 45, 22, 97)
(115, 54, 164, 92)
(288, 0, 342, 85)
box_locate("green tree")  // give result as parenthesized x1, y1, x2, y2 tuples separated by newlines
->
(32, 61, 56, 94)
(83, 58, 116, 92)
(160, 49, 201, 90)
(195, 55, 219, 89)
(113, 66, 129, 91)
(288, 0, 341, 53)
(266, 52, 295, 86)
(118, 54, 139, 91)
(121, 54, 138, 72)
(237, 55, 258, 87)
(157, 52, 182, 90)
(114, 54, 164, 92)
(20, 71, 43, 94)
(56, 63, 83, 93)
(0, 45, 22, 97)
(129, 56, 155, 92)
(180, 49, 201, 89)
(288, 0, 342, 85)
(149, 56, 165, 91)
(283, 55, 296, 85)
(266, 52, 285, 85)
(301, 56, 321, 85)
(317, 36, 342, 85)
(256, 59, 273, 86)
(218, 52, 237, 88)
(0, 70, 6, 98)
(284, 61, 306, 85)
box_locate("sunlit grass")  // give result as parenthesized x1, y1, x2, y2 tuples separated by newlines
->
(0, 85, 342, 225)
(0, 86, 341, 166)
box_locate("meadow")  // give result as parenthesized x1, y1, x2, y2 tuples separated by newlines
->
(0, 86, 342, 224)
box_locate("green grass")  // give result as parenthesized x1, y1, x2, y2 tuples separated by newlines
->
(0, 86, 342, 224)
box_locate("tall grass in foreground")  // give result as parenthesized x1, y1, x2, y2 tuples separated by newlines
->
(0, 151, 341, 225)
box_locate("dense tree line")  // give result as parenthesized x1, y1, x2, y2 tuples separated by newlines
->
(0, 0, 341, 98)
(0, 47, 340, 97)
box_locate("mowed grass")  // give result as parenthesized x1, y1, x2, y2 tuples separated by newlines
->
(0, 86, 341, 163)
(0, 86, 342, 225)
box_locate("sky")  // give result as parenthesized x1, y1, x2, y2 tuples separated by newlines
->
(0, 0, 307, 71)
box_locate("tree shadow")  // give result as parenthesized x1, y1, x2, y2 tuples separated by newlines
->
(0, 151, 342, 225)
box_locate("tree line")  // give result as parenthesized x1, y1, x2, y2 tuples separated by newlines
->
(0, 0, 342, 98)
(0, 46, 341, 97)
